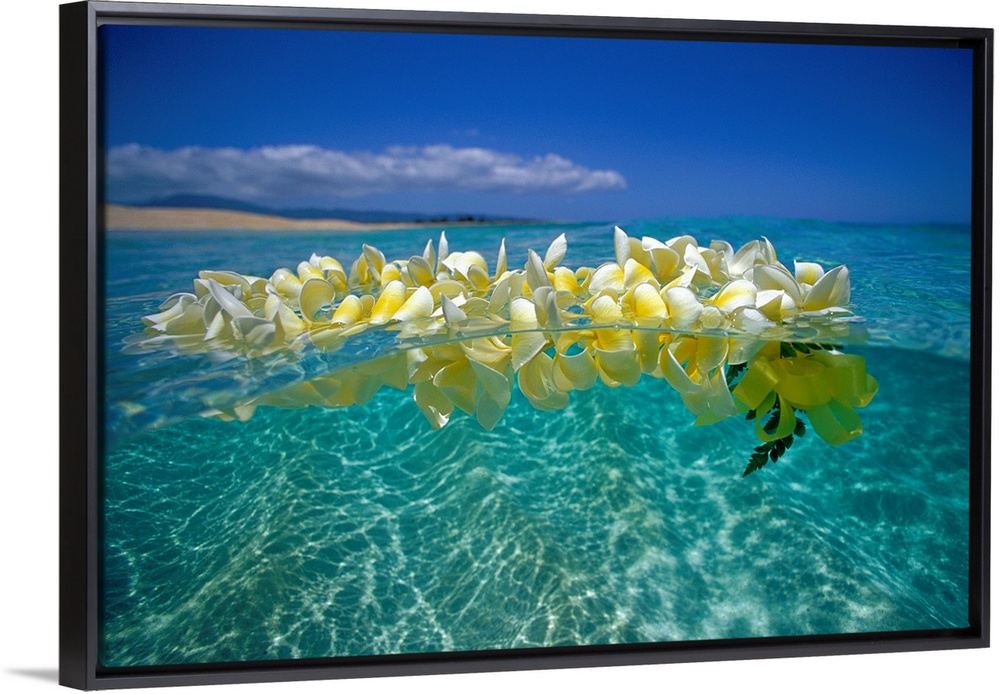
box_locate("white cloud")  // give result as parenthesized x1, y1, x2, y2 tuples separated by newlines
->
(105, 143, 627, 202)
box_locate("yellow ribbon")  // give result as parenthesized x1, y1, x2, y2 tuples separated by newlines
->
(733, 350, 878, 446)
(731, 358, 779, 410)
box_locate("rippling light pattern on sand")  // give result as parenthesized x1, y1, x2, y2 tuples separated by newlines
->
(101, 218, 970, 667)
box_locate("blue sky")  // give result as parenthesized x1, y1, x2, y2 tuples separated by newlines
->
(100, 24, 973, 224)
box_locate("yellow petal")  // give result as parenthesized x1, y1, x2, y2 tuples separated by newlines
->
(407, 255, 435, 286)
(794, 260, 825, 286)
(380, 263, 401, 286)
(422, 238, 435, 268)
(683, 244, 711, 278)
(461, 336, 511, 369)
(589, 294, 623, 324)
(369, 280, 406, 324)
(704, 367, 738, 419)
(469, 360, 512, 430)
(659, 346, 703, 396)
(466, 263, 492, 291)
(699, 305, 724, 330)
(268, 297, 305, 338)
(331, 294, 363, 325)
(553, 349, 598, 391)
(436, 232, 450, 274)
(233, 316, 276, 348)
(270, 268, 303, 300)
(517, 352, 569, 411)
(362, 244, 386, 277)
(755, 288, 797, 321)
(299, 278, 336, 323)
(429, 279, 466, 304)
(695, 335, 729, 373)
(198, 270, 250, 297)
(632, 329, 662, 373)
(532, 286, 561, 328)
(755, 395, 797, 442)
(552, 266, 578, 295)
(623, 258, 656, 288)
(772, 356, 831, 408)
(392, 285, 434, 322)
(433, 360, 477, 415)
(510, 296, 547, 370)
(731, 356, 779, 409)
(143, 293, 196, 328)
(632, 282, 667, 320)
(594, 345, 641, 387)
(296, 261, 324, 282)
(731, 306, 774, 334)
(728, 240, 764, 278)
(488, 274, 513, 315)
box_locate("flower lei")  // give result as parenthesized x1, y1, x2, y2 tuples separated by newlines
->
(133, 226, 878, 475)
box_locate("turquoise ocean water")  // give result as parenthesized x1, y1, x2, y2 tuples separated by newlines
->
(100, 217, 972, 667)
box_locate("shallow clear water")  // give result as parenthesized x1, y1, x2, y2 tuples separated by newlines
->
(100, 217, 972, 667)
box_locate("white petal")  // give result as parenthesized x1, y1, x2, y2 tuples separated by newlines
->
(614, 226, 631, 267)
(753, 264, 802, 303)
(440, 293, 467, 326)
(206, 278, 252, 318)
(803, 265, 850, 310)
(525, 249, 550, 290)
(663, 287, 703, 329)
(712, 279, 757, 314)
(436, 231, 449, 274)
(532, 286, 561, 328)
(590, 262, 625, 294)
(543, 233, 567, 270)
(495, 239, 508, 279)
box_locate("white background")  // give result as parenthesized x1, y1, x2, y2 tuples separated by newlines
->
(2, 1, 995, 692)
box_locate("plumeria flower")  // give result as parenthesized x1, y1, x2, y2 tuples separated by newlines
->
(130, 227, 874, 459)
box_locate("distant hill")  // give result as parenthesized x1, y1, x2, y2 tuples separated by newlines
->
(124, 194, 523, 225)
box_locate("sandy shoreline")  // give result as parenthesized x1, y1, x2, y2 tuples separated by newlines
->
(104, 204, 432, 232)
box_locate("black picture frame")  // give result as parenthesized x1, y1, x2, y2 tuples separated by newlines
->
(59, 1, 992, 690)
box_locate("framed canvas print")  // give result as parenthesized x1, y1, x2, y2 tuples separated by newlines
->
(59, 1, 991, 689)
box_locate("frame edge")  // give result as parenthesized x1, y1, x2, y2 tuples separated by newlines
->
(60, 1, 98, 690)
